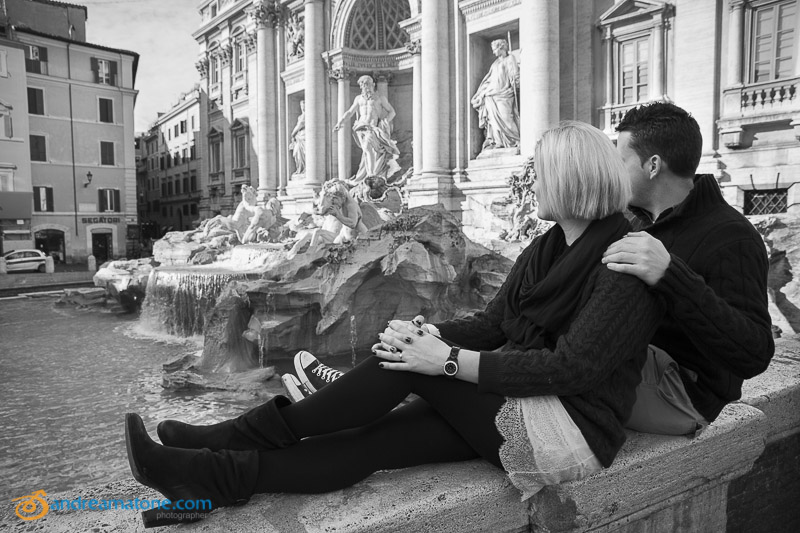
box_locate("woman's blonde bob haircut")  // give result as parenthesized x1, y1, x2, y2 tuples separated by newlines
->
(533, 121, 631, 220)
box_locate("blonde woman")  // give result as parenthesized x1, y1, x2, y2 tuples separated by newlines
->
(125, 121, 664, 526)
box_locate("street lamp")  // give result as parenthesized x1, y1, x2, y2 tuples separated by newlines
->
(84, 171, 93, 187)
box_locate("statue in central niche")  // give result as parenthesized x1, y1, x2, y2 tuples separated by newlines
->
(472, 39, 520, 151)
(334, 75, 401, 187)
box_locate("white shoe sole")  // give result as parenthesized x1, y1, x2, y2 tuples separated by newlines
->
(281, 373, 307, 403)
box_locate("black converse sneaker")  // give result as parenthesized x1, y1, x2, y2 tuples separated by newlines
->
(281, 373, 310, 403)
(294, 350, 344, 393)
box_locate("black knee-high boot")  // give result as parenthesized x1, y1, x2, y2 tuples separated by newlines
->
(156, 395, 297, 451)
(126, 413, 259, 527)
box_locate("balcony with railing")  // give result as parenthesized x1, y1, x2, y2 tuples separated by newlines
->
(719, 76, 800, 148)
(601, 102, 639, 136)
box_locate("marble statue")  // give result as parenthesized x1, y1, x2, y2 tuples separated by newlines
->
(334, 75, 401, 186)
(471, 39, 520, 151)
(314, 179, 368, 244)
(503, 158, 551, 241)
(287, 11, 304, 59)
(289, 100, 306, 175)
(196, 185, 275, 244)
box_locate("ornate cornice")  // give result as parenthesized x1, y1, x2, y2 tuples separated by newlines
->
(217, 43, 233, 65)
(195, 57, 209, 78)
(729, 0, 747, 11)
(324, 48, 409, 73)
(459, 0, 521, 22)
(404, 39, 421, 55)
(327, 67, 351, 81)
(247, 0, 282, 29)
(243, 30, 258, 53)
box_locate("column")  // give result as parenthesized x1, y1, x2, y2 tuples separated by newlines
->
(332, 68, 352, 181)
(650, 15, 665, 100)
(519, 0, 559, 156)
(303, 0, 326, 188)
(420, 0, 450, 178)
(248, 0, 281, 200)
(452, 1, 467, 179)
(728, 0, 745, 86)
(406, 40, 423, 177)
(375, 72, 392, 99)
(604, 27, 613, 107)
(275, 19, 288, 195)
(602, 27, 614, 132)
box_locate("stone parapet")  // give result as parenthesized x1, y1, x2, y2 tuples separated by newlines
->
(9, 337, 799, 532)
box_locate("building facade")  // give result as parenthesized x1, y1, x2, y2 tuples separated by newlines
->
(137, 88, 204, 242)
(188, 0, 800, 242)
(0, 31, 34, 254)
(0, 0, 139, 263)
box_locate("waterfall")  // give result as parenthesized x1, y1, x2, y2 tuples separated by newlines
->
(139, 267, 260, 337)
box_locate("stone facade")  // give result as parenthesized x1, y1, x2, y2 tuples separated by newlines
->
(0, 0, 139, 262)
(137, 89, 203, 237)
(190, 0, 800, 241)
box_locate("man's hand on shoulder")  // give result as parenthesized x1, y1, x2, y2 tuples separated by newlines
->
(602, 231, 671, 286)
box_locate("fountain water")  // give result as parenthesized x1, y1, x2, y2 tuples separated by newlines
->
(139, 267, 262, 337)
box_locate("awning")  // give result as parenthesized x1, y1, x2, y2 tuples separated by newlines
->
(0, 192, 33, 219)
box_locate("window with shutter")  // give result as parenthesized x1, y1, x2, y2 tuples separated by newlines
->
(93, 58, 118, 85)
(750, 0, 797, 83)
(27, 88, 44, 115)
(25, 45, 47, 74)
(98, 189, 107, 212)
(2, 112, 12, 138)
(30, 135, 46, 161)
(33, 186, 53, 212)
(100, 141, 115, 165)
(99, 98, 113, 123)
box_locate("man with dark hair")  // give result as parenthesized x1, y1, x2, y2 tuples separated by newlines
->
(602, 101, 775, 435)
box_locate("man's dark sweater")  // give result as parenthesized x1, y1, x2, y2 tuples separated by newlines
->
(628, 174, 775, 423)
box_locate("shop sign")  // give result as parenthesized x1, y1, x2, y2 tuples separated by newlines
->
(81, 217, 122, 224)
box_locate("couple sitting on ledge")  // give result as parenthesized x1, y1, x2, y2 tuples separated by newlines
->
(124, 102, 775, 527)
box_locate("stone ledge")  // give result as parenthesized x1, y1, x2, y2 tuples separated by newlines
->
(528, 402, 767, 532)
(12, 403, 767, 532)
(9, 340, 800, 532)
(739, 335, 800, 441)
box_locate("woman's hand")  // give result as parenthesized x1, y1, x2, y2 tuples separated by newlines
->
(372, 320, 450, 376)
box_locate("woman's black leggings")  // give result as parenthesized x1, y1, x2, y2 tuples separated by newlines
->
(254, 356, 505, 494)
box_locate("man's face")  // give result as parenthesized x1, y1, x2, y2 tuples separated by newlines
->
(360, 80, 374, 94)
(617, 131, 651, 207)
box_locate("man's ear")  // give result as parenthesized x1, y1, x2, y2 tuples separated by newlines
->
(647, 155, 663, 179)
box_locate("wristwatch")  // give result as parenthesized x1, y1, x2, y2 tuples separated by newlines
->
(443, 346, 460, 377)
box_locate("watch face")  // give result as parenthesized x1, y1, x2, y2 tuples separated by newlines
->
(443, 360, 458, 377)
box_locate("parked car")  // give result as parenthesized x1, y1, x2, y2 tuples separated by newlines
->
(3, 249, 47, 272)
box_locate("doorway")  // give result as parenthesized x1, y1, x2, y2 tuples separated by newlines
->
(35, 229, 66, 262)
(91, 232, 112, 264)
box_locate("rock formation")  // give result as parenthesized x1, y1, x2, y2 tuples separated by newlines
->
(198, 205, 514, 366)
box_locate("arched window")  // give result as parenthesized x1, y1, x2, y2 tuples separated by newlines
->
(346, 0, 411, 51)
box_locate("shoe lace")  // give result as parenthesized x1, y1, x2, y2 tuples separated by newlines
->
(312, 364, 343, 383)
